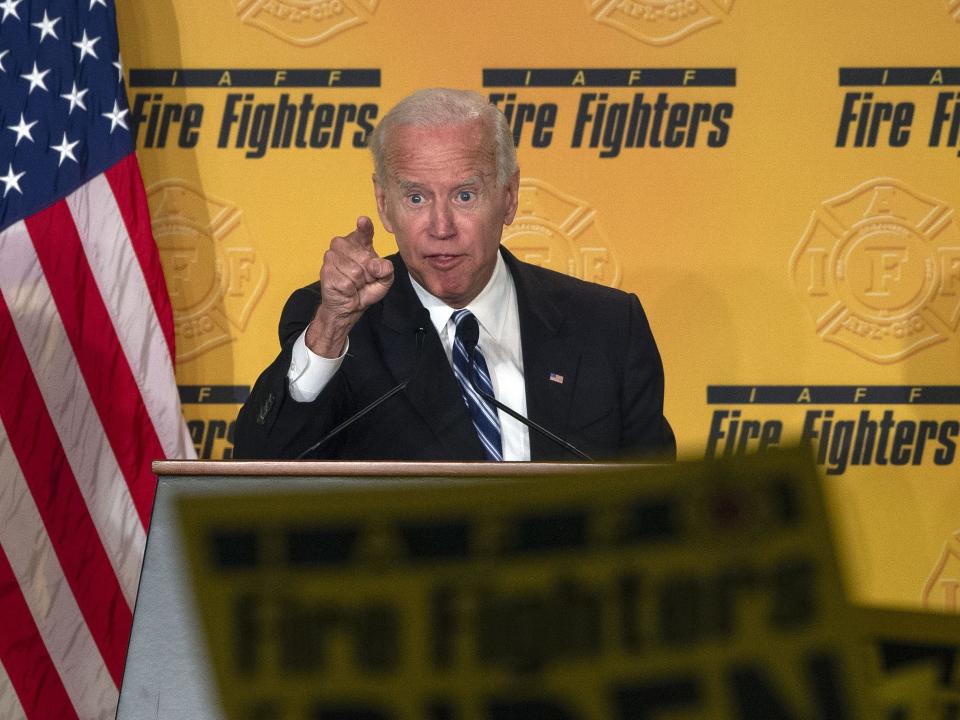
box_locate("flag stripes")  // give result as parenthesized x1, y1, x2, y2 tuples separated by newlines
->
(0, 544, 79, 720)
(0, 290, 133, 687)
(0, 662, 27, 720)
(25, 202, 162, 527)
(0, 172, 193, 717)
(74, 170, 189, 459)
(0, 219, 145, 606)
(104, 155, 176, 359)
(0, 423, 117, 720)
(0, 2, 194, 716)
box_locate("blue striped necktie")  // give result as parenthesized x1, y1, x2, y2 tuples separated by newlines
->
(451, 309, 503, 461)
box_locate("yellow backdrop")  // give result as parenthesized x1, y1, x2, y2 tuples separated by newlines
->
(116, 0, 960, 611)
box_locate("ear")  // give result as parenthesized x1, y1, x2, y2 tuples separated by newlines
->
(502, 169, 520, 226)
(372, 174, 395, 234)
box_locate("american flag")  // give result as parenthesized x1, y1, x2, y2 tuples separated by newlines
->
(0, 1, 194, 718)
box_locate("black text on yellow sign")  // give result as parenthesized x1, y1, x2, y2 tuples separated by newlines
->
(177, 453, 876, 720)
(127, 67, 737, 158)
(128, 68, 380, 156)
(836, 67, 960, 156)
(705, 385, 960, 474)
(130, 92, 379, 156)
(484, 68, 735, 156)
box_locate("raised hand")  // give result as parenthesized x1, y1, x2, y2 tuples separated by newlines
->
(305, 216, 394, 357)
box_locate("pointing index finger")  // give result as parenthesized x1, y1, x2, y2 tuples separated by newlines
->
(352, 215, 375, 249)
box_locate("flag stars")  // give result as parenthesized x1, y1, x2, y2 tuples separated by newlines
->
(32, 10, 61, 42)
(51, 133, 80, 166)
(20, 61, 50, 93)
(0, 0, 22, 23)
(7, 112, 37, 146)
(113, 53, 123, 82)
(102, 100, 128, 133)
(73, 30, 100, 62)
(61, 81, 89, 113)
(0, 49, 8, 73)
(89, 0, 107, 8)
(1, 164, 25, 198)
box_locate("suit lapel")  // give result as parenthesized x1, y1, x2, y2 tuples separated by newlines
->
(377, 255, 486, 460)
(504, 250, 581, 460)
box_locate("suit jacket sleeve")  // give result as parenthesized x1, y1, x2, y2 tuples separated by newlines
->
(233, 283, 349, 459)
(620, 292, 675, 460)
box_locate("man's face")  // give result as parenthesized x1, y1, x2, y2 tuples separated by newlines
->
(374, 121, 519, 308)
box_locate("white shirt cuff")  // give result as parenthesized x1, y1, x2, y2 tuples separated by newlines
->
(287, 328, 348, 402)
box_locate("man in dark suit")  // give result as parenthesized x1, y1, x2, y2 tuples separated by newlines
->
(234, 89, 674, 461)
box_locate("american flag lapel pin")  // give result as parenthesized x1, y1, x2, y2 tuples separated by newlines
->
(549, 372, 564, 384)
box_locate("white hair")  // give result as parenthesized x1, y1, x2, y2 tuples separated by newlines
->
(370, 88, 518, 186)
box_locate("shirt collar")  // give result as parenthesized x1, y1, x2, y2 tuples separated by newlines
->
(409, 249, 512, 341)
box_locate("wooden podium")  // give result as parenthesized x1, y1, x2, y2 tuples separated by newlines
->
(116, 460, 625, 720)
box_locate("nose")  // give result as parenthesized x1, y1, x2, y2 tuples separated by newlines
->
(429, 202, 456, 239)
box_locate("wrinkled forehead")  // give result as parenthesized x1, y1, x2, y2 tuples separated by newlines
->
(381, 120, 497, 180)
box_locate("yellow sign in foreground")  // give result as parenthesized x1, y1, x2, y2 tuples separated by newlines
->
(178, 453, 877, 720)
(855, 606, 960, 719)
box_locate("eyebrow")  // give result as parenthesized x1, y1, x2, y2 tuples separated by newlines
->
(396, 175, 482, 190)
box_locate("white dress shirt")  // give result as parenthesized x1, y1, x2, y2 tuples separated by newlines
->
(287, 252, 531, 460)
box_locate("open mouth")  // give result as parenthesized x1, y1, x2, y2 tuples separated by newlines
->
(426, 254, 464, 269)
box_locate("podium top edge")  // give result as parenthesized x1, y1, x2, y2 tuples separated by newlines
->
(151, 460, 656, 477)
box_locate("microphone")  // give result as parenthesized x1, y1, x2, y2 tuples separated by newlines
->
(295, 309, 430, 459)
(458, 314, 593, 461)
